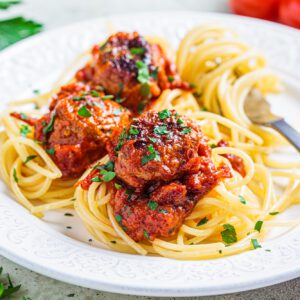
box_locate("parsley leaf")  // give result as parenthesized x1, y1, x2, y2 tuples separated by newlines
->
(13, 168, 18, 183)
(141, 145, 160, 165)
(19, 112, 28, 121)
(158, 109, 172, 120)
(140, 83, 151, 98)
(239, 195, 247, 205)
(46, 148, 55, 155)
(90, 90, 100, 97)
(101, 95, 114, 100)
(72, 96, 86, 101)
(113, 108, 122, 116)
(150, 67, 159, 80)
(159, 209, 168, 214)
(129, 125, 139, 135)
(99, 170, 116, 182)
(197, 217, 208, 226)
(143, 230, 150, 239)
(148, 137, 157, 143)
(251, 238, 262, 249)
(0, 0, 20, 9)
(130, 47, 145, 55)
(167, 76, 175, 82)
(0, 16, 43, 50)
(181, 127, 192, 135)
(254, 220, 263, 232)
(78, 106, 92, 117)
(114, 183, 122, 190)
(269, 212, 279, 216)
(91, 176, 102, 182)
(42, 112, 56, 134)
(148, 201, 158, 210)
(115, 214, 122, 223)
(136, 61, 149, 84)
(20, 124, 31, 137)
(154, 125, 169, 135)
(24, 155, 37, 165)
(221, 224, 237, 244)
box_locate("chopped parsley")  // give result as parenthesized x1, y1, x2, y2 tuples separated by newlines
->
(177, 119, 185, 127)
(221, 224, 237, 244)
(210, 143, 217, 149)
(197, 217, 208, 226)
(115, 214, 123, 223)
(46, 148, 55, 155)
(269, 212, 279, 216)
(130, 47, 145, 55)
(150, 67, 159, 80)
(42, 112, 56, 134)
(78, 106, 92, 117)
(72, 96, 86, 101)
(159, 209, 168, 214)
(181, 127, 192, 135)
(13, 168, 18, 183)
(20, 124, 31, 137)
(140, 83, 151, 98)
(113, 108, 122, 116)
(90, 90, 100, 97)
(99, 170, 116, 182)
(101, 95, 114, 100)
(254, 220, 263, 232)
(91, 176, 102, 182)
(114, 183, 122, 190)
(19, 112, 29, 121)
(167, 76, 175, 82)
(148, 137, 157, 143)
(158, 109, 172, 120)
(239, 195, 247, 205)
(129, 125, 139, 135)
(154, 125, 169, 135)
(137, 100, 147, 114)
(24, 155, 37, 165)
(141, 145, 160, 165)
(251, 238, 262, 249)
(143, 230, 150, 239)
(136, 61, 149, 84)
(148, 201, 158, 210)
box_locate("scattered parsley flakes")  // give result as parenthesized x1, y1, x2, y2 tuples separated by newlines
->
(148, 137, 157, 143)
(150, 67, 159, 80)
(159, 209, 168, 214)
(114, 183, 122, 190)
(210, 143, 217, 149)
(141, 145, 160, 165)
(100, 170, 116, 182)
(254, 220, 263, 232)
(136, 60, 149, 84)
(154, 125, 169, 135)
(221, 224, 237, 244)
(140, 83, 151, 98)
(239, 195, 247, 205)
(251, 238, 261, 249)
(42, 112, 56, 134)
(78, 106, 92, 117)
(269, 212, 279, 216)
(72, 96, 86, 101)
(158, 109, 172, 120)
(130, 47, 145, 55)
(181, 127, 192, 135)
(167, 76, 175, 82)
(46, 148, 55, 155)
(129, 125, 139, 135)
(197, 217, 208, 226)
(20, 124, 31, 137)
(115, 214, 123, 223)
(143, 230, 150, 239)
(24, 155, 37, 165)
(90, 90, 100, 97)
(19, 112, 29, 121)
(91, 176, 102, 182)
(148, 201, 158, 210)
(101, 95, 114, 100)
(137, 100, 147, 114)
(13, 168, 18, 183)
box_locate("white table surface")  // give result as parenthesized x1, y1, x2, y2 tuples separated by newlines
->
(0, 0, 299, 299)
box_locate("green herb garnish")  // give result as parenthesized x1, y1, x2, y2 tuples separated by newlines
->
(181, 127, 192, 135)
(130, 47, 145, 55)
(159, 209, 168, 214)
(154, 125, 169, 135)
(13, 168, 18, 183)
(148, 137, 157, 143)
(197, 217, 208, 226)
(158, 109, 172, 120)
(99, 170, 116, 182)
(167, 76, 174, 82)
(91, 176, 102, 182)
(64, 213, 74, 217)
(101, 95, 114, 100)
(143, 230, 150, 239)
(141, 145, 160, 165)
(20, 124, 31, 137)
(129, 125, 139, 135)
(150, 67, 159, 80)
(221, 224, 237, 244)
(114, 183, 122, 190)
(0, 0, 20, 10)
(136, 60, 149, 84)
(46, 148, 55, 155)
(24, 155, 37, 165)
(115, 214, 123, 223)
(113, 108, 122, 116)
(148, 201, 158, 210)
(19, 112, 28, 120)
(269, 212, 279, 216)
(78, 106, 92, 117)
(90, 90, 100, 97)
(254, 220, 263, 232)
(140, 83, 151, 98)
(239, 195, 247, 205)
(42, 112, 56, 134)
(72, 96, 86, 101)
(251, 238, 262, 249)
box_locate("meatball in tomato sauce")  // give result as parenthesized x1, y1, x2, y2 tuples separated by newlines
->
(81, 110, 232, 242)
(76, 32, 190, 113)
(34, 82, 131, 178)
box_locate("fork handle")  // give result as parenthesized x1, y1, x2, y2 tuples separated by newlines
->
(271, 119, 300, 152)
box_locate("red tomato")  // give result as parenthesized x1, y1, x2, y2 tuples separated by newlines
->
(230, 0, 279, 20)
(279, 0, 300, 29)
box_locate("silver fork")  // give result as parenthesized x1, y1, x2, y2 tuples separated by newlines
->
(244, 89, 300, 152)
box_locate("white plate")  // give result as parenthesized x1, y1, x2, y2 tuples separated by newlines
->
(1, 12, 300, 297)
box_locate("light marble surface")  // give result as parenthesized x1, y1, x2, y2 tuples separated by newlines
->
(0, 0, 299, 299)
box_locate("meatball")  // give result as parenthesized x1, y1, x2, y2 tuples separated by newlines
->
(34, 82, 131, 178)
(82, 110, 232, 242)
(75, 32, 190, 113)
